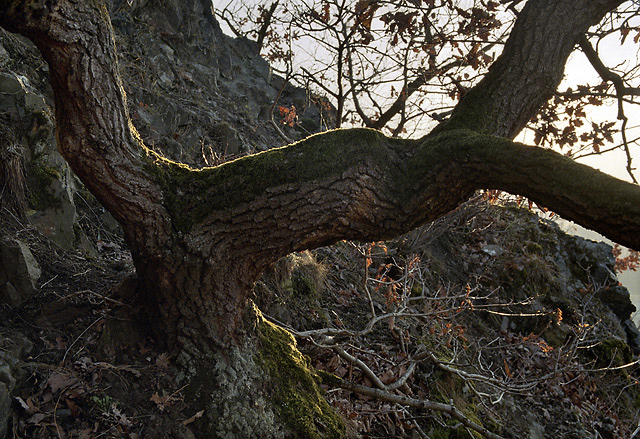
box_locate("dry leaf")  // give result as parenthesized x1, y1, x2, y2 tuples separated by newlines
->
(156, 353, 170, 369)
(48, 372, 80, 393)
(27, 413, 47, 424)
(150, 392, 169, 411)
(503, 358, 512, 378)
(379, 370, 395, 384)
(182, 409, 204, 425)
(65, 398, 80, 417)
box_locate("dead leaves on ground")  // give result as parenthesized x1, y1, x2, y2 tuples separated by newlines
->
(12, 350, 179, 439)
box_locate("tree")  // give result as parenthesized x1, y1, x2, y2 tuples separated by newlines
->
(0, 0, 639, 437)
(220, 0, 640, 178)
(219, 0, 508, 135)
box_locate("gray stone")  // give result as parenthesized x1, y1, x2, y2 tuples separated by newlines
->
(528, 420, 545, 439)
(23, 90, 47, 112)
(0, 356, 18, 439)
(623, 319, 640, 353)
(0, 43, 7, 63)
(592, 262, 617, 285)
(136, 107, 154, 125)
(0, 362, 15, 391)
(597, 285, 636, 321)
(0, 282, 21, 307)
(212, 122, 242, 156)
(0, 332, 33, 359)
(0, 332, 32, 439)
(0, 72, 24, 94)
(159, 71, 175, 87)
(0, 239, 41, 304)
(28, 198, 78, 250)
(158, 43, 175, 59)
(0, 72, 48, 112)
(481, 244, 504, 257)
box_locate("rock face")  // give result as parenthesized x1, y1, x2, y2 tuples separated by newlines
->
(0, 239, 41, 306)
(0, 39, 79, 250)
(560, 234, 640, 350)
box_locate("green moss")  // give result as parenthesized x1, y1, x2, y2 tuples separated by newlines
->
(431, 374, 485, 439)
(430, 85, 499, 136)
(432, 419, 483, 439)
(524, 241, 544, 254)
(143, 127, 411, 232)
(26, 161, 62, 210)
(256, 318, 345, 439)
(590, 337, 632, 368)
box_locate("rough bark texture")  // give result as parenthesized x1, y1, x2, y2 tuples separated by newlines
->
(438, 0, 625, 138)
(0, 0, 639, 437)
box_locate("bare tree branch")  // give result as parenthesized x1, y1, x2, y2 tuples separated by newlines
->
(256, 1, 279, 51)
(323, 374, 505, 439)
(579, 36, 638, 183)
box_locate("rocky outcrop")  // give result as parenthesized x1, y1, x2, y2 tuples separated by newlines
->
(0, 0, 331, 256)
(560, 234, 640, 351)
(0, 40, 80, 250)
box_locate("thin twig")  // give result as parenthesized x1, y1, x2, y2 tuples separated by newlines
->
(579, 36, 638, 183)
(62, 316, 104, 365)
(269, 74, 294, 144)
(335, 347, 386, 390)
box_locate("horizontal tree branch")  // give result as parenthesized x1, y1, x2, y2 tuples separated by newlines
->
(156, 128, 640, 274)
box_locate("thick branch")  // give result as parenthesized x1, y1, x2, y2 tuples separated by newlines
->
(431, 130, 640, 250)
(438, 0, 624, 138)
(0, 0, 170, 256)
(157, 128, 640, 277)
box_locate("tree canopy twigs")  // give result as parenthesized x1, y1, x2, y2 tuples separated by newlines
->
(579, 36, 639, 183)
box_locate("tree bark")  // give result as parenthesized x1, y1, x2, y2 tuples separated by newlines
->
(0, 0, 638, 437)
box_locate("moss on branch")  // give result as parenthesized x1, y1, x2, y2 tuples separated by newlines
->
(144, 125, 640, 251)
(145, 128, 413, 232)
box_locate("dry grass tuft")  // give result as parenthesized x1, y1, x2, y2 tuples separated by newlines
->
(0, 131, 27, 217)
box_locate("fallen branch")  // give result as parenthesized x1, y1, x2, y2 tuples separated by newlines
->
(322, 373, 504, 439)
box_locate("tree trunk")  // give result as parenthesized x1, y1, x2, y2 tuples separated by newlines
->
(0, 0, 638, 437)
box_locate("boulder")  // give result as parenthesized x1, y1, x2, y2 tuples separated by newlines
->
(597, 284, 636, 321)
(0, 239, 41, 305)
